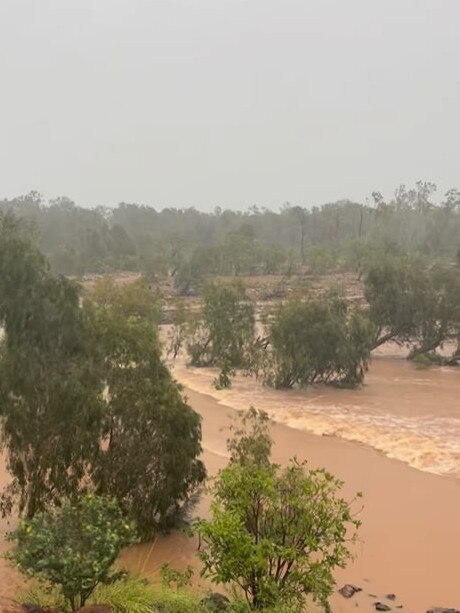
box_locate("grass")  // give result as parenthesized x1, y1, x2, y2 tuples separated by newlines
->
(17, 576, 211, 613)
(17, 575, 312, 612)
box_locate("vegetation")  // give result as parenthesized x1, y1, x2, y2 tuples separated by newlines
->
(7, 495, 137, 610)
(89, 277, 205, 539)
(2, 182, 460, 279)
(0, 214, 102, 517)
(18, 577, 210, 613)
(186, 281, 255, 370)
(260, 291, 374, 388)
(364, 256, 460, 361)
(197, 409, 361, 611)
(0, 214, 205, 537)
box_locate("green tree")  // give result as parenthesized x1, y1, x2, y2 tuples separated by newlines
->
(263, 291, 374, 388)
(197, 410, 361, 611)
(186, 281, 255, 369)
(0, 218, 205, 539)
(365, 256, 460, 358)
(0, 214, 102, 518)
(89, 278, 206, 539)
(7, 495, 137, 611)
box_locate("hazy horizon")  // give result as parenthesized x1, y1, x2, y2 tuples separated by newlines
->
(1, 0, 459, 210)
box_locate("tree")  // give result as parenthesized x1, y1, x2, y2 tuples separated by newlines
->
(197, 410, 361, 611)
(7, 495, 137, 610)
(0, 218, 206, 539)
(0, 214, 102, 518)
(364, 255, 420, 349)
(186, 281, 255, 370)
(262, 291, 374, 388)
(89, 278, 206, 539)
(365, 256, 460, 359)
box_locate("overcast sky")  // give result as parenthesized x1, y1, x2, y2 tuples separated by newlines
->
(0, 0, 459, 209)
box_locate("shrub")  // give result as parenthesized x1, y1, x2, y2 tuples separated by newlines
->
(7, 495, 137, 610)
(197, 410, 361, 611)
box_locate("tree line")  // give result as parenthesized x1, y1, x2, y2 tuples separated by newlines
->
(2, 182, 460, 283)
(173, 253, 460, 388)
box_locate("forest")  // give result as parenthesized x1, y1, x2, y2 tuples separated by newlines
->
(1, 182, 460, 282)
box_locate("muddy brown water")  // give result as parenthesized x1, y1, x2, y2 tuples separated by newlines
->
(1, 354, 460, 610)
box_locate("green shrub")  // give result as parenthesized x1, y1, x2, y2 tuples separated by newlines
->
(7, 495, 137, 610)
(150, 587, 208, 613)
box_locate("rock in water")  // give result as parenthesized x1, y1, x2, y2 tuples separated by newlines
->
(339, 584, 362, 598)
(375, 603, 392, 611)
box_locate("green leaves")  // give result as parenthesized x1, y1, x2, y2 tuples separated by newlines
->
(186, 281, 255, 370)
(197, 411, 361, 611)
(7, 495, 137, 610)
(0, 214, 102, 518)
(365, 256, 460, 360)
(89, 277, 206, 540)
(264, 291, 374, 389)
(0, 219, 205, 539)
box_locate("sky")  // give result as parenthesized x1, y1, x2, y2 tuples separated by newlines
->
(0, 0, 459, 210)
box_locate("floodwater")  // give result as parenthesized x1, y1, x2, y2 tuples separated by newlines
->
(2, 349, 460, 609)
(171, 348, 460, 479)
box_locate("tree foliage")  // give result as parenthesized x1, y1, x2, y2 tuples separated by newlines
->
(89, 278, 206, 539)
(365, 255, 460, 360)
(0, 214, 101, 518)
(197, 410, 361, 611)
(7, 495, 137, 610)
(3, 182, 460, 279)
(186, 281, 255, 369)
(261, 291, 374, 388)
(0, 216, 206, 538)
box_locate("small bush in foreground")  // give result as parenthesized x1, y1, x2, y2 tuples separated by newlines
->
(197, 409, 361, 611)
(7, 495, 137, 610)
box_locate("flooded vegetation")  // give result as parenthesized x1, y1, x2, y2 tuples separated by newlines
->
(2, 2, 460, 609)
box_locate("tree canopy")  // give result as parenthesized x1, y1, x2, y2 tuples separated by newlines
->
(197, 409, 361, 611)
(0, 215, 205, 537)
(2, 181, 460, 278)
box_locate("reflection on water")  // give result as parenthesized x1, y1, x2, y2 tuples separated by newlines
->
(171, 354, 460, 478)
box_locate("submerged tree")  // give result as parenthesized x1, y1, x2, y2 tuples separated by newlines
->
(365, 256, 460, 360)
(186, 281, 255, 371)
(261, 291, 374, 389)
(197, 409, 361, 611)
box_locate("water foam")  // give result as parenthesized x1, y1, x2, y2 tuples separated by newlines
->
(173, 360, 460, 479)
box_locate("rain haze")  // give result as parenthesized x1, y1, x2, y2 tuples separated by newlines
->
(0, 0, 459, 209)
